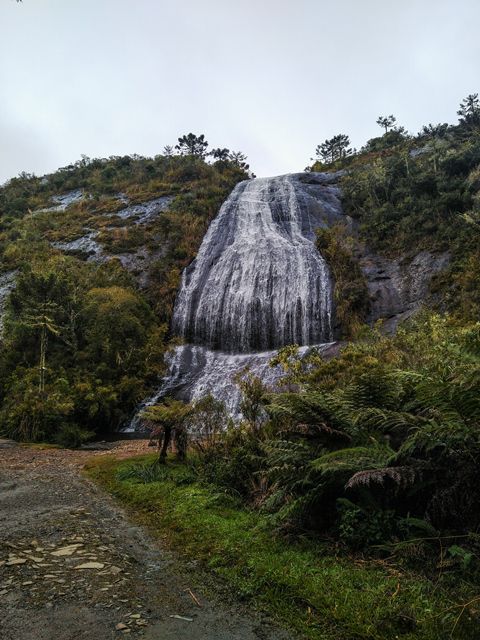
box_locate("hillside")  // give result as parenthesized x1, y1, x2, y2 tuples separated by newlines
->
(1, 106, 479, 443)
(0, 147, 248, 443)
(314, 107, 480, 332)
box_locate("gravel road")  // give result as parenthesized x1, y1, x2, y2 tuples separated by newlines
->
(0, 440, 292, 640)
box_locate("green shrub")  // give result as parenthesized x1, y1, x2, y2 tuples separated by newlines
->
(55, 424, 94, 449)
(195, 426, 264, 499)
(337, 499, 397, 549)
(117, 461, 196, 485)
(0, 370, 74, 442)
(316, 224, 369, 337)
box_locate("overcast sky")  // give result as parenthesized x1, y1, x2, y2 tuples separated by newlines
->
(0, 0, 479, 183)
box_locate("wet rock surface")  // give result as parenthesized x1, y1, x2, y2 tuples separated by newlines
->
(133, 342, 337, 428)
(51, 230, 103, 259)
(0, 443, 291, 640)
(34, 189, 87, 214)
(173, 173, 341, 352)
(360, 250, 450, 332)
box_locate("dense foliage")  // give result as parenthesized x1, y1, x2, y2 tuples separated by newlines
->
(0, 142, 249, 442)
(310, 94, 480, 323)
(177, 314, 480, 578)
(0, 257, 161, 443)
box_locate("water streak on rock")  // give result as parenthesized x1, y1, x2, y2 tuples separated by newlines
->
(173, 173, 340, 352)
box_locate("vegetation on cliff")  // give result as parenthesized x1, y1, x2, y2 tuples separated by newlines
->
(0, 139, 249, 443)
(311, 93, 480, 326)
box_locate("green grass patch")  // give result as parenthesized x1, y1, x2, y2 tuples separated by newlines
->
(86, 454, 479, 640)
(20, 442, 61, 450)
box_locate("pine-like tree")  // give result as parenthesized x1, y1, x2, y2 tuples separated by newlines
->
(316, 134, 352, 164)
(376, 115, 397, 133)
(457, 93, 480, 127)
(209, 147, 230, 161)
(228, 151, 250, 171)
(175, 133, 209, 158)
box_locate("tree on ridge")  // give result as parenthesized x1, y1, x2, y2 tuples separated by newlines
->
(175, 133, 209, 159)
(376, 115, 397, 133)
(316, 134, 352, 165)
(457, 93, 480, 127)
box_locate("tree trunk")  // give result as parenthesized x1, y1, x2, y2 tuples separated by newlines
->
(175, 426, 187, 461)
(158, 425, 172, 464)
(39, 322, 47, 394)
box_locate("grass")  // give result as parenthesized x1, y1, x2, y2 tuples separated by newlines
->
(85, 454, 479, 640)
(20, 442, 61, 450)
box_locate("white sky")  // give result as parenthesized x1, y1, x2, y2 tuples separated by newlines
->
(0, 0, 479, 182)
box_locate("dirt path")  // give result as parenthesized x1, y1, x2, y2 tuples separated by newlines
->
(0, 440, 292, 640)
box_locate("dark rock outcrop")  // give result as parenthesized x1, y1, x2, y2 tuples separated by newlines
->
(360, 250, 450, 332)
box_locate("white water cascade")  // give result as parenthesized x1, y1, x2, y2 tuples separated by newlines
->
(127, 172, 344, 430)
(174, 174, 335, 351)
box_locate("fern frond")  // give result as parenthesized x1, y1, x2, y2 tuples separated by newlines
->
(266, 391, 350, 431)
(398, 420, 477, 459)
(284, 422, 352, 445)
(348, 406, 425, 434)
(311, 445, 394, 475)
(345, 466, 416, 490)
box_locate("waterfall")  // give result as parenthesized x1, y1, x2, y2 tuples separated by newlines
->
(126, 172, 343, 430)
(173, 174, 335, 351)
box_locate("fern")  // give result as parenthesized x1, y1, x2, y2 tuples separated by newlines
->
(345, 466, 416, 490)
(311, 446, 395, 483)
(266, 391, 351, 432)
(347, 405, 426, 436)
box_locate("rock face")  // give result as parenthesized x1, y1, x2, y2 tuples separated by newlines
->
(52, 231, 103, 259)
(111, 196, 173, 224)
(173, 173, 343, 352)
(38, 189, 86, 213)
(360, 250, 450, 332)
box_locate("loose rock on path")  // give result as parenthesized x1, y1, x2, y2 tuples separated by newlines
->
(0, 441, 292, 640)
